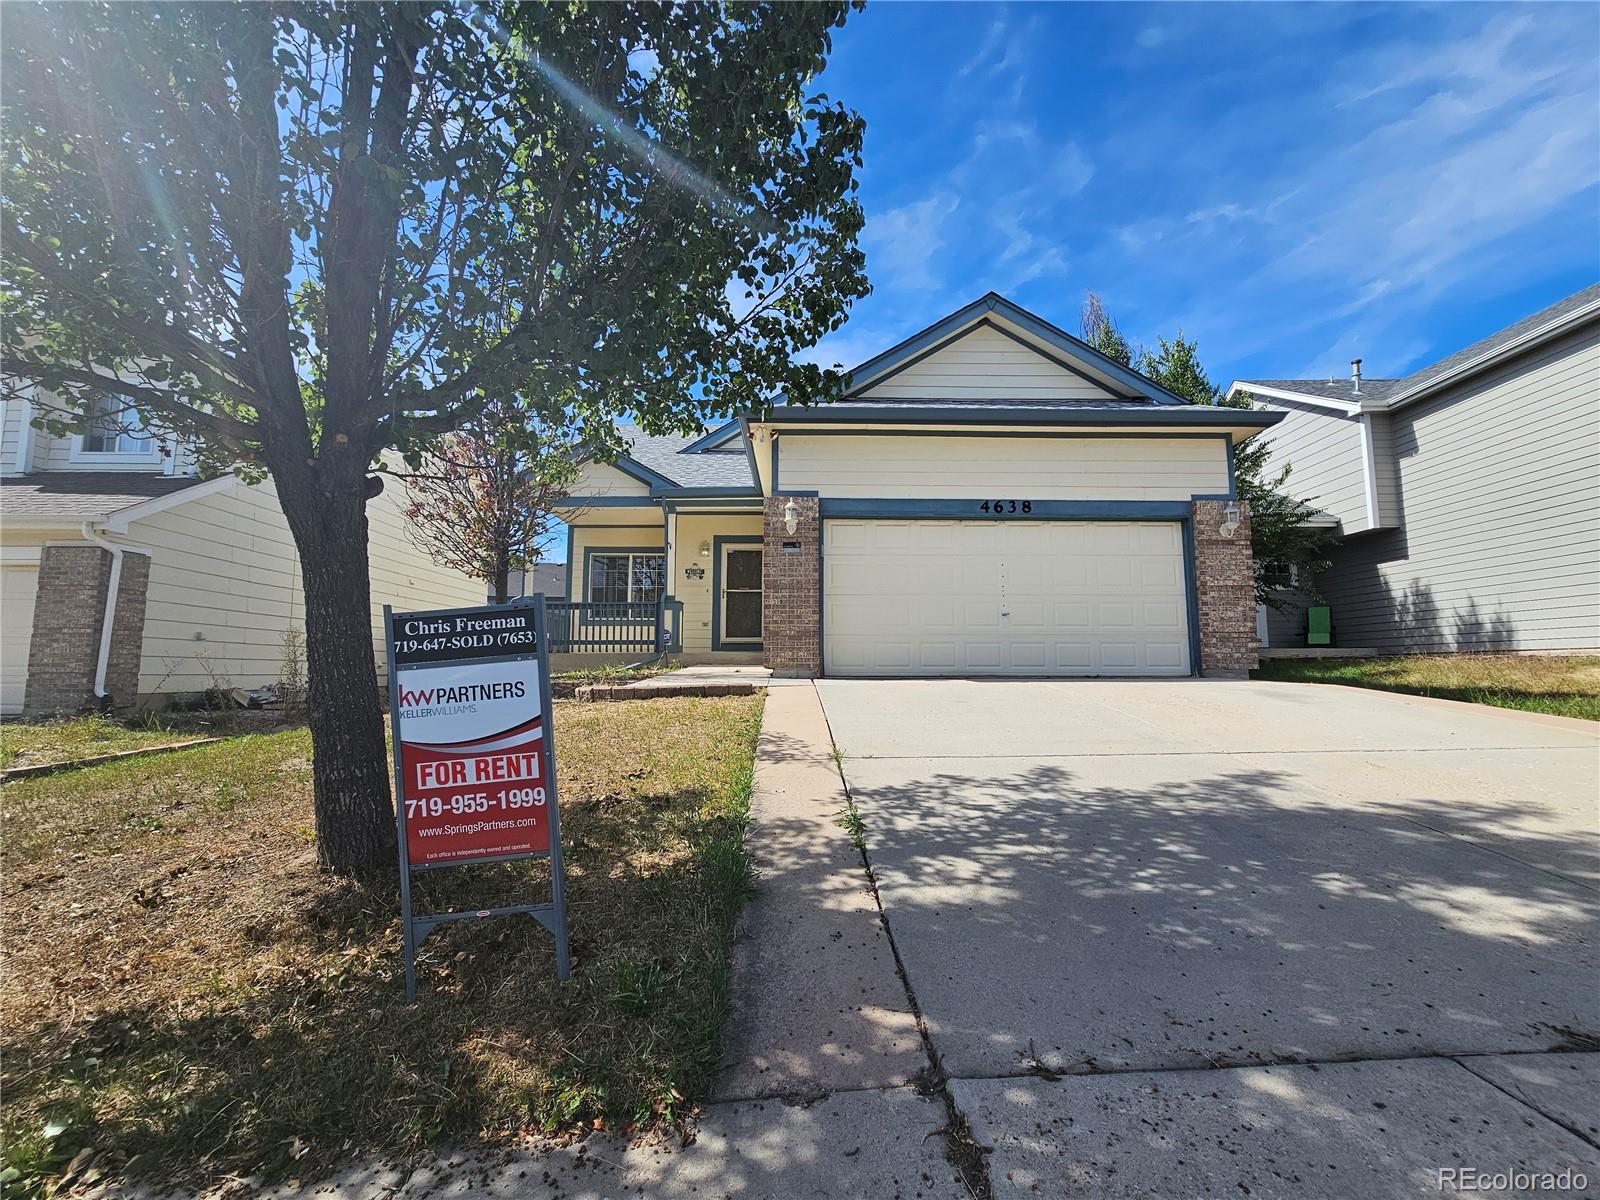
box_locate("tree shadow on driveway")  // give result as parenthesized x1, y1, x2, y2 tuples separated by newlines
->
(837, 758, 1600, 1079)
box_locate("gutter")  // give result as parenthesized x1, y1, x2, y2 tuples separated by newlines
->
(80, 522, 151, 704)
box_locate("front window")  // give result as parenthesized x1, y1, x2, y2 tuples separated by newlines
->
(589, 552, 664, 606)
(80, 394, 156, 455)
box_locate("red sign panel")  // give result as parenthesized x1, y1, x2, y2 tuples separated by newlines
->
(394, 657, 550, 866)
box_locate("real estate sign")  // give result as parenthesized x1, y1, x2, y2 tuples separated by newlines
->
(384, 598, 570, 1000)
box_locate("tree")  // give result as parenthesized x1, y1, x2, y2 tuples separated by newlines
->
(399, 400, 579, 605)
(1081, 293, 1334, 606)
(2, 3, 869, 874)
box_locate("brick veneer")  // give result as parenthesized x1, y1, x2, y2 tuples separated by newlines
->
(24, 544, 151, 715)
(761, 496, 820, 677)
(1191, 499, 1258, 677)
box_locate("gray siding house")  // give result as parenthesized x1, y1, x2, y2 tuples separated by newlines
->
(1232, 283, 1600, 654)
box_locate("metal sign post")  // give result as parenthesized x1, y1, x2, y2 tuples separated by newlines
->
(384, 595, 571, 1001)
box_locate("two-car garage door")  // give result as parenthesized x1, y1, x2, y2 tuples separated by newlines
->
(823, 520, 1191, 677)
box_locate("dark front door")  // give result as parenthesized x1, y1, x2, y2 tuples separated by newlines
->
(721, 546, 763, 644)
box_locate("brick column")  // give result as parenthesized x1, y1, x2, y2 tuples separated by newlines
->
(762, 496, 820, 677)
(24, 544, 151, 715)
(1191, 499, 1258, 677)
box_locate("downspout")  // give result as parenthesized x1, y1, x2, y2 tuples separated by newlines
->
(80, 521, 127, 703)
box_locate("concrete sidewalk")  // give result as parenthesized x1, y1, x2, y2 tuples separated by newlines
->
(715, 683, 926, 1100)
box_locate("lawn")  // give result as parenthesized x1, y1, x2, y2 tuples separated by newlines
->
(0, 694, 764, 1196)
(0, 714, 197, 772)
(1252, 654, 1600, 721)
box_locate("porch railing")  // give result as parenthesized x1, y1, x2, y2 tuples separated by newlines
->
(544, 598, 682, 656)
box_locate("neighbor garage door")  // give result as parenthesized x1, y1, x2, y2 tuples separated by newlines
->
(1, 563, 39, 714)
(823, 519, 1190, 677)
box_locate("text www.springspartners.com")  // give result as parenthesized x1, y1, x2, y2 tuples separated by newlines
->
(417, 816, 540, 839)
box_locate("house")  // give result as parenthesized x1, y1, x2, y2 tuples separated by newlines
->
(1232, 283, 1600, 653)
(552, 293, 1283, 678)
(0, 390, 484, 716)
(492, 561, 569, 605)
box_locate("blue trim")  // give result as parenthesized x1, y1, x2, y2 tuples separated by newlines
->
(739, 416, 761, 490)
(817, 513, 826, 677)
(681, 420, 743, 453)
(754, 405, 1283, 429)
(1226, 437, 1237, 498)
(771, 434, 779, 494)
(648, 486, 761, 498)
(581, 544, 666, 607)
(559, 495, 662, 508)
(818, 499, 1193, 520)
(838, 293, 1195, 406)
(711, 535, 764, 651)
(772, 489, 819, 497)
(751, 429, 1226, 440)
(1181, 518, 1202, 676)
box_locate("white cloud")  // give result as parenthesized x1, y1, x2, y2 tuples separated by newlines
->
(1113, 8, 1600, 370)
(862, 192, 961, 292)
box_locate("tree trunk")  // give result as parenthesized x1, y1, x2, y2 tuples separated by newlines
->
(492, 552, 510, 606)
(277, 475, 396, 876)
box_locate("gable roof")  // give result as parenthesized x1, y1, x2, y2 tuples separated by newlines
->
(841, 292, 1193, 406)
(607, 425, 755, 492)
(1232, 282, 1600, 412)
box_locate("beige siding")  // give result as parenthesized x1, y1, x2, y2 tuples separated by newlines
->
(127, 476, 481, 695)
(669, 513, 763, 654)
(1257, 400, 1370, 531)
(1, 398, 21, 474)
(777, 434, 1228, 500)
(572, 461, 650, 496)
(567, 523, 665, 601)
(366, 480, 487, 673)
(855, 324, 1116, 402)
(1319, 322, 1600, 652)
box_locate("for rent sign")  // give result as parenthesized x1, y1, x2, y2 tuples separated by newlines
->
(395, 659, 549, 865)
(385, 599, 570, 999)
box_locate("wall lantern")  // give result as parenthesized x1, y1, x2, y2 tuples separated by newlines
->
(782, 498, 800, 536)
(698, 540, 712, 558)
(1219, 500, 1242, 538)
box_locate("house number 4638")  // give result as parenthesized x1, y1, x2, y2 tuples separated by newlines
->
(979, 499, 1032, 514)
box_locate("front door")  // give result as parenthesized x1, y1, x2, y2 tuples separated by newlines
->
(719, 544, 763, 647)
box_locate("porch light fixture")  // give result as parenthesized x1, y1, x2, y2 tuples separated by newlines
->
(1219, 500, 1242, 537)
(782, 498, 800, 535)
(699, 540, 712, 557)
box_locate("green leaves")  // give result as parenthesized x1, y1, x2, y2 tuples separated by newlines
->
(2, 1, 868, 462)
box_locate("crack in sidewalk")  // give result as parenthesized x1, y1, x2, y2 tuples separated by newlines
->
(815, 685, 994, 1200)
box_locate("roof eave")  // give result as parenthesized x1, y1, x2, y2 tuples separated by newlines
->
(1385, 298, 1600, 409)
(751, 404, 1283, 429)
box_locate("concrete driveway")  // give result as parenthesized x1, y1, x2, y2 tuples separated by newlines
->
(816, 679, 1600, 1195)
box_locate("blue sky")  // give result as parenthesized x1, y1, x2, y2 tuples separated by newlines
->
(801, 1, 1600, 385)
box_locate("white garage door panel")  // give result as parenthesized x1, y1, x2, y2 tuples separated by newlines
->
(2, 565, 39, 714)
(823, 520, 1190, 677)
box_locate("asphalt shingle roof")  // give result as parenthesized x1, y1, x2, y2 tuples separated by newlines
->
(0, 471, 207, 519)
(1238, 378, 1402, 404)
(616, 426, 755, 490)
(1238, 282, 1600, 407)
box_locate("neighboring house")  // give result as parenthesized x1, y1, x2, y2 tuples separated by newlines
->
(0, 390, 484, 716)
(1232, 283, 1600, 653)
(553, 293, 1283, 678)
(491, 561, 569, 604)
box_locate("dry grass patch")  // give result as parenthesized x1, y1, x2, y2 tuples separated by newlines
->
(0, 715, 198, 772)
(1253, 654, 1600, 721)
(0, 695, 763, 1195)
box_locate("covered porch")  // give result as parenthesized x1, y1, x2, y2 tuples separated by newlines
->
(551, 494, 769, 669)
